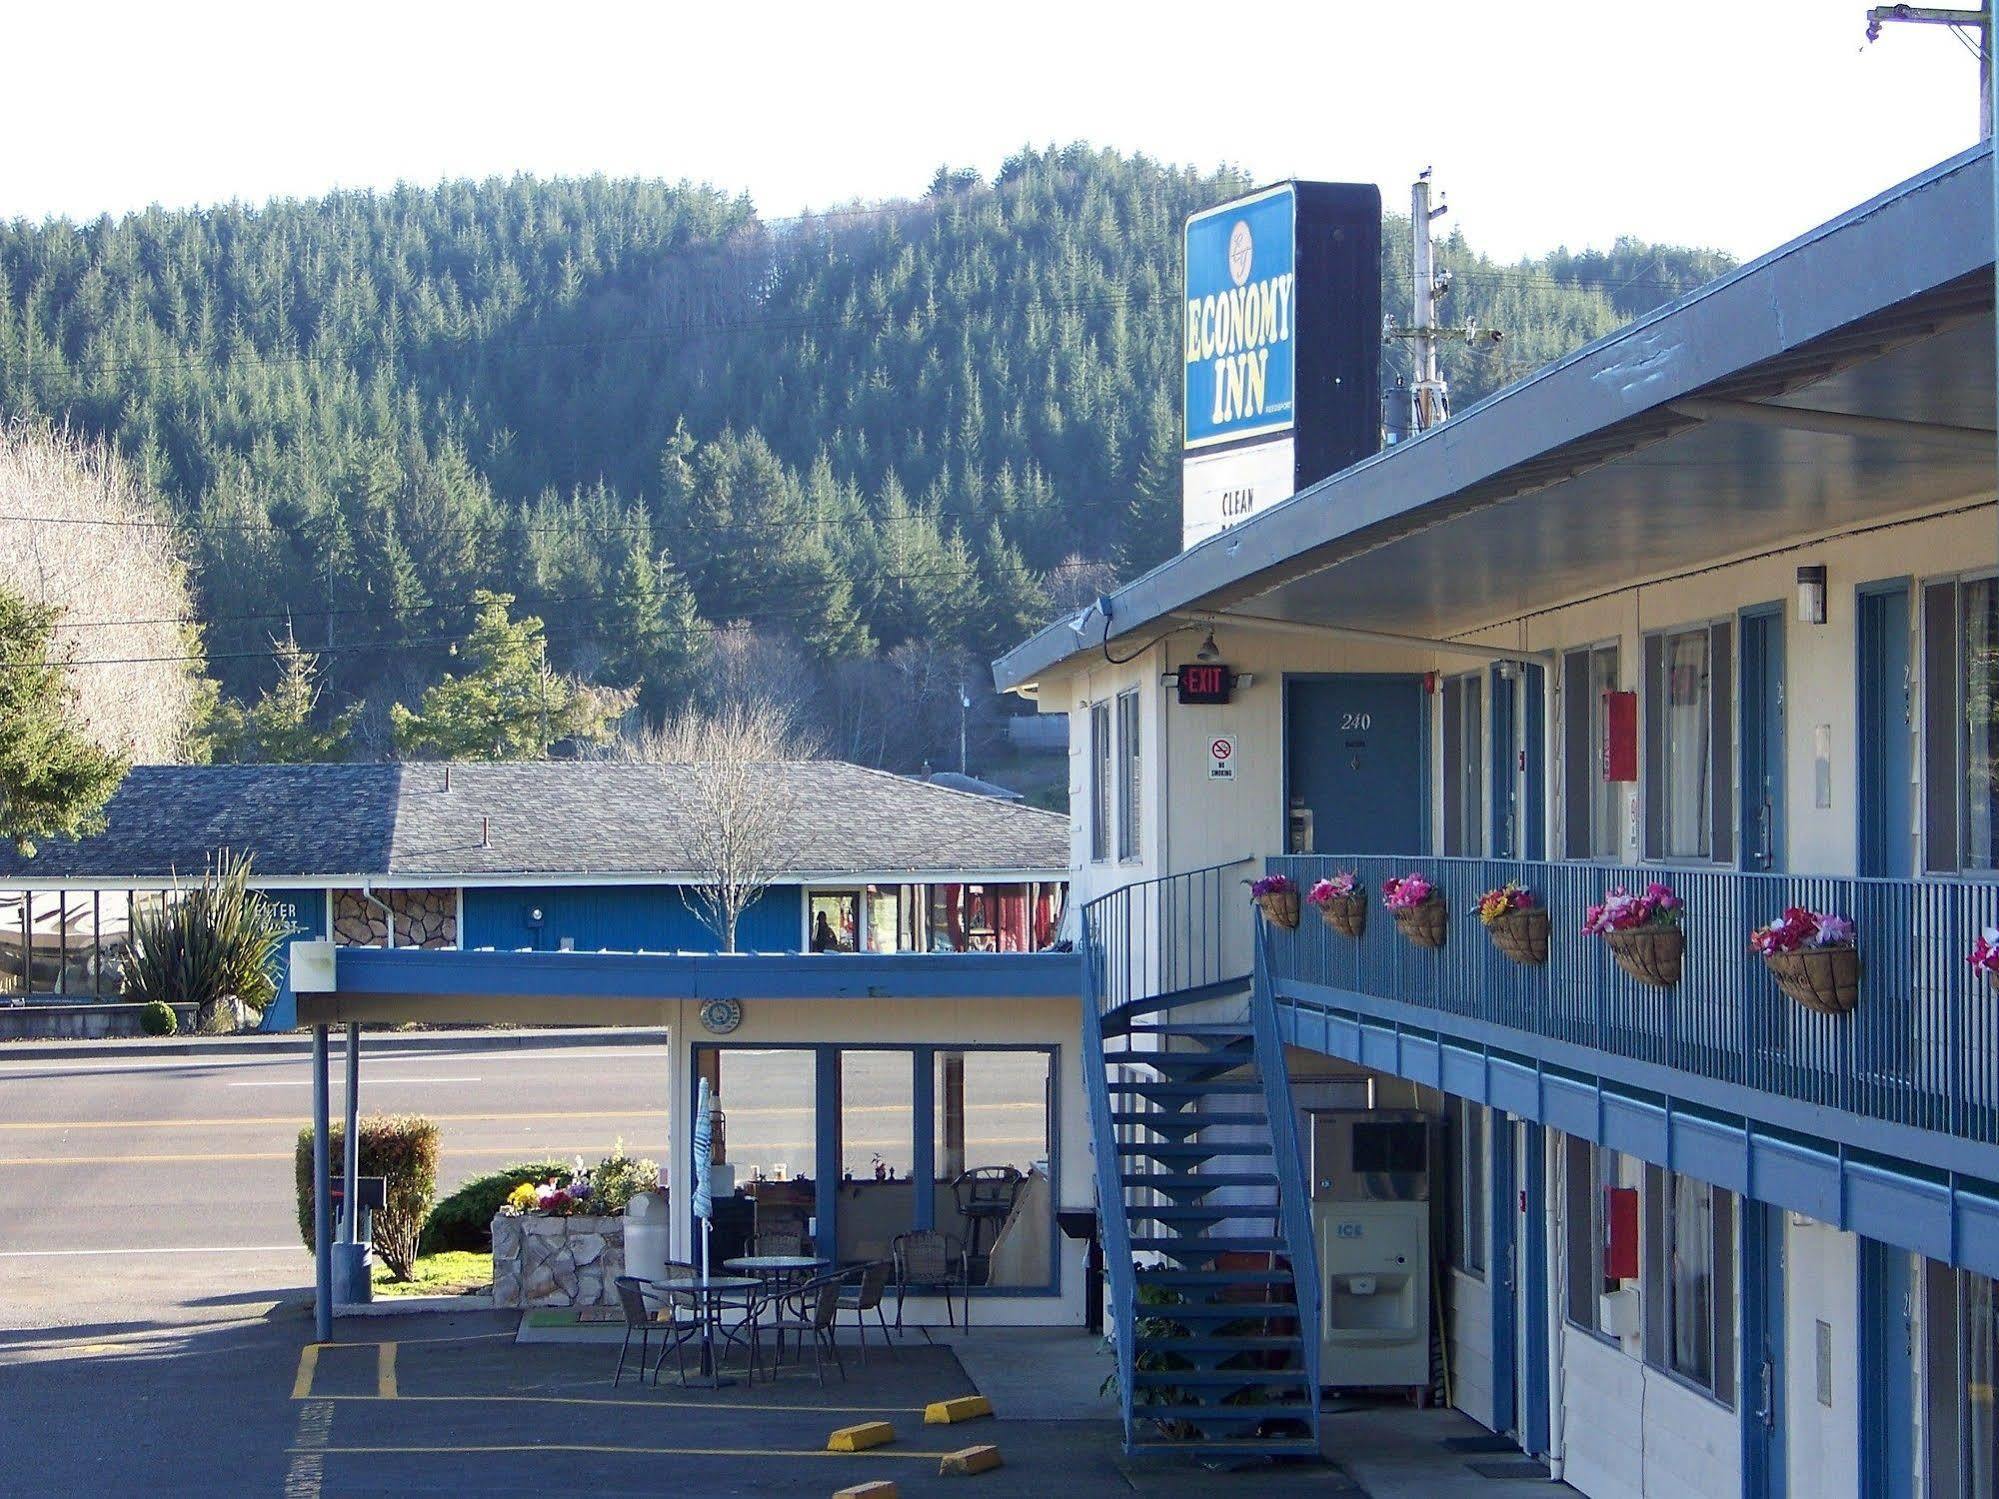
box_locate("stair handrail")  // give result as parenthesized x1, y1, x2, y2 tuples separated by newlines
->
(1081, 857, 1255, 1020)
(1250, 913, 1323, 1415)
(1078, 903, 1139, 1448)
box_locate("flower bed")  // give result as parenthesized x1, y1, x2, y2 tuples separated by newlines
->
(490, 1211, 625, 1308)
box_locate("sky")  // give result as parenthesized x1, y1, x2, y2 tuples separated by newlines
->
(5, 1, 1988, 262)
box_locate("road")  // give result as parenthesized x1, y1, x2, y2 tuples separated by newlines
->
(0, 1037, 671, 1329)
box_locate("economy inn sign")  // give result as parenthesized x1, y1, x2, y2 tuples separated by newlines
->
(1180, 181, 1381, 550)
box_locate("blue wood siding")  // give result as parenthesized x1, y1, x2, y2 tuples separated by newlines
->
(461, 884, 803, 953)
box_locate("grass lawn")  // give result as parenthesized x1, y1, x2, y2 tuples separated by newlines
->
(372, 1249, 492, 1297)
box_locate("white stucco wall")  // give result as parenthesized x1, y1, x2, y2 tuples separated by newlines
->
(1786, 1215, 1861, 1499)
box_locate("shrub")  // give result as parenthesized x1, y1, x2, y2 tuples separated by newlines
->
(421, 1160, 573, 1254)
(138, 1000, 177, 1036)
(126, 849, 289, 1031)
(294, 1114, 441, 1281)
(591, 1143, 660, 1214)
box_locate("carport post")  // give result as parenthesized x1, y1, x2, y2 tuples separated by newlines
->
(342, 1024, 360, 1245)
(311, 1024, 332, 1343)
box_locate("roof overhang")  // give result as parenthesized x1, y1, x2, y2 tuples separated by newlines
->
(995, 143, 1997, 690)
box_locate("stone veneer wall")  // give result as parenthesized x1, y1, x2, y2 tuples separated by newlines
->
(490, 1213, 624, 1307)
(331, 887, 457, 948)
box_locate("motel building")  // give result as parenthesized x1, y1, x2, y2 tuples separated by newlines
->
(994, 143, 1999, 1492)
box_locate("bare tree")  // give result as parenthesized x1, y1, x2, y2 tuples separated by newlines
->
(619, 700, 817, 952)
(0, 422, 206, 762)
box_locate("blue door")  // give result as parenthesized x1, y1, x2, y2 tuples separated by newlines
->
(1860, 1239, 1916, 1497)
(1739, 607, 1785, 872)
(1517, 1122, 1549, 1456)
(1742, 1202, 1787, 1497)
(1486, 665, 1547, 861)
(1488, 1113, 1517, 1438)
(1285, 676, 1427, 854)
(1858, 584, 1912, 879)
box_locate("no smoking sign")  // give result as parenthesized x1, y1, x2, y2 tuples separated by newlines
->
(1208, 734, 1236, 781)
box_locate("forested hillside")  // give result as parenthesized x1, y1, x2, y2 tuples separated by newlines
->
(0, 145, 1734, 765)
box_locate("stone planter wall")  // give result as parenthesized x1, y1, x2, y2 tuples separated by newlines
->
(490, 1212, 624, 1307)
(331, 888, 457, 948)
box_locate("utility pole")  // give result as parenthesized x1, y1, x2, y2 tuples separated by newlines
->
(958, 681, 970, 775)
(1865, 5, 1993, 136)
(1383, 168, 1504, 437)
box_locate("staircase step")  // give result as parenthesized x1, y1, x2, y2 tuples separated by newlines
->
(1125, 1437, 1322, 1458)
(1128, 1403, 1315, 1423)
(1121, 1023, 1255, 1038)
(1131, 1236, 1290, 1256)
(1128, 1205, 1280, 1222)
(1107, 1080, 1264, 1097)
(1133, 1335, 1303, 1353)
(1135, 1268, 1293, 1287)
(1110, 1110, 1269, 1131)
(1134, 1370, 1314, 1388)
(1102, 1051, 1255, 1076)
(1114, 1144, 1273, 1165)
(1119, 1173, 1279, 1191)
(1126, 1303, 1300, 1322)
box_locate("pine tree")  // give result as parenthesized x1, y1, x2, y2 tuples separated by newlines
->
(605, 531, 705, 722)
(390, 591, 624, 759)
(0, 588, 129, 857)
(232, 628, 356, 762)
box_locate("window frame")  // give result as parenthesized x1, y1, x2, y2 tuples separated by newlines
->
(1561, 642, 1623, 861)
(1446, 1097, 1487, 1280)
(1115, 688, 1141, 864)
(1641, 1164, 1736, 1407)
(1923, 570, 1999, 876)
(1563, 1135, 1622, 1342)
(1642, 618, 1735, 865)
(1088, 700, 1112, 864)
(1441, 671, 1485, 858)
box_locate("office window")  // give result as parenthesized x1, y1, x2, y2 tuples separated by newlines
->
(1564, 1135, 1621, 1335)
(1089, 701, 1111, 863)
(1925, 575, 1999, 872)
(1116, 689, 1141, 862)
(1446, 1097, 1486, 1278)
(1926, 1265, 1999, 1498)
(1441, 673, 1484, 857)
(1643, 1165, 1735, 1405)
(1562, 646, 1622, 859)
(1644, 623, 1732, 862)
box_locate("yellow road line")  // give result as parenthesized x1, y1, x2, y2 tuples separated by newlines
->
(292, 1443, 945, 1461)
(306, 1392, 923, 1415)
(0, 1109, 659, 1133)
(292, 1345, 322, 1400)
(377, 1343, 398, 1399)
(0, 1144, 629, 1167)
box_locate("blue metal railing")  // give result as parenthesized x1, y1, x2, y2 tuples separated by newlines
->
(1267, 855, 1999, 1147)
(1250, 917, 1322, 1406)
(1077, 909, 1139, 1448)
(1082, 859, 1255, 1019)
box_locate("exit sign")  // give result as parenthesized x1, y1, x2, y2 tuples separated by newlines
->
(1177, 664, 1234, 704)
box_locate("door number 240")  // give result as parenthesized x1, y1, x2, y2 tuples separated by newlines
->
(1339, 712, 1373, 731)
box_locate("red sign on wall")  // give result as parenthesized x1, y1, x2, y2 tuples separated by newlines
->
(1602, 691, 1638, 782)
(1604, 1185, 1640, 1281)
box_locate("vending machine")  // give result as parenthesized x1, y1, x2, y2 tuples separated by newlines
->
(1309, 1110, 1435, 1391)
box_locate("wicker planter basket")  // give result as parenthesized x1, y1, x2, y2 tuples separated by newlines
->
(1392, 895, 1448, 950)
(1487, 907, 1550, 966)
(1315, 894, 1367, 940)
(1605, 927, 1683, 988)
(1763, 946, 1860, 1015)
(1257, 889, 1301, 930)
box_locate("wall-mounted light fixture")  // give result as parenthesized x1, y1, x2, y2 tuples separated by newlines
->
(1796, 564, 1828, 625)
(1196, 629, 1221, 662)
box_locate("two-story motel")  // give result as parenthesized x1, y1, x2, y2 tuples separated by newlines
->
(996, 143, 1999, 1494)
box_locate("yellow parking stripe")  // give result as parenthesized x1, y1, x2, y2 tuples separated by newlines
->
(377, 1344, 398, 1399)
(308, 1392, 922, 1415)
(294, 1443, 945, 1461)
(292, 1345, 322, 1400)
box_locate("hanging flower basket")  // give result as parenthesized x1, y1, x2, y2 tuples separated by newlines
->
(1250, 874, 1300, 931)
(1476, 883, 1547, 966)
(1585, 883, 1685, 988)
(1383, 874, 1446, 950)
(1751, 907, 1858, 1015)
(1762, 947, 1860, 1015)
(1307, 874, 1366, 939)
(1604, 928, 1684, 988)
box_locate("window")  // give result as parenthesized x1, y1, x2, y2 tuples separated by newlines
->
(1115, 689, 1141, 861)
(1089, 701, 1111, 862)
(1926, 1265, 1999, 1498)
(1446, 1097, 1486, 1277)
(1562, 646, 1622, 859)
(1643, 1165, 1735, 1404)
(936, 1050, 1054, 1288)
(1564, 1135, 1622, 1334)
(1441, 674, 1484, 857)
(1644, 622, 1733, 862)
(1924, 575, 1999, 872)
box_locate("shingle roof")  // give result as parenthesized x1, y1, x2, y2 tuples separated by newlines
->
(0, 761, 1071, 883)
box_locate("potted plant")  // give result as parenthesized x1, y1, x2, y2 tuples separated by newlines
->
(1968, 928, 1999, 991)
(1307, 873, 1366, 938)
(1250, 873, 1300, 930)
(1477, 882, 1549, 965)
(1751, 907, 1858, 1015)
(1383, 873, 1447, 949)
(1582, 883, 1684, 988)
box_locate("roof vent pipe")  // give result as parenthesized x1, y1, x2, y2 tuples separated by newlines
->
(480, 816, 490, 849)
(443, 765, 451, 792)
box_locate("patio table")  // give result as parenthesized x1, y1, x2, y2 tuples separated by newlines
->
(648, 1274, 761, 1388)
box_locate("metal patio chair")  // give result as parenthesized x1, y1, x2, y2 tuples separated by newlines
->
(834, 1258, 897, 1364)
(891, 1229, 971, 1330)
(612, 1275, 694, 1388)
(760, 1273, 848, 1386)
(750, 1227, 804, 1257)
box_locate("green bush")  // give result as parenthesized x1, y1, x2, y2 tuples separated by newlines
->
(591, 1142, 659, 1214)
(294, 1114, 441, 1281)
(420, 1160, 573, 1254)
(126, 849, 289, 1031)
(138, 1000, 177, 1036)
